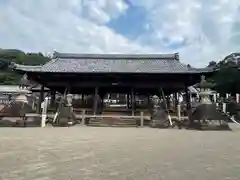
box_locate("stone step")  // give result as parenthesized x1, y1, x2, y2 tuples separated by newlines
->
(89, 118, 150, 126)
(87, 123, 138, 128)
(90, 119, 138, 123)
(88, 117, 140, 127)
(88, 120, 137, 124)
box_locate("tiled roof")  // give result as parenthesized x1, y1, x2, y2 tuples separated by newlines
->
(13, 52, 212, 74)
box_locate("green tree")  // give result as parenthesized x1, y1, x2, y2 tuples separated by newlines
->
(0, 49, 50, 85)
(209, 59, 240, 94)
(207, 61, 217, 67)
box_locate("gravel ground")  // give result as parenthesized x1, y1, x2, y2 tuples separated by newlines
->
(0, 125, 240, 180)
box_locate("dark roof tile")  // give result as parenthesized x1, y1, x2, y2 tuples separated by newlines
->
(13, 52, 211, 74)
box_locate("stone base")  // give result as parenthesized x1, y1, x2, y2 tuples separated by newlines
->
(150, 108, 169, 128)
(53, 106, 77, 126)
(187, 121, 231, 131)
(199, 124, 231, 131)
(149, 120, 170, 128)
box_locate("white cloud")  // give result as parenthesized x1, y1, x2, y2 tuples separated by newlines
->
(81, 0, 128, 24)
(0, 0, 154, 54)
(132, 0, 240, 66)
(0, 0, 240, 67)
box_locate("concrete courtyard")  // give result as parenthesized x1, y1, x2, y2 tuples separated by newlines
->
(0, 126, 240, 180)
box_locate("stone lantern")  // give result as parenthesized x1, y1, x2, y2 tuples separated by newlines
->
(191, 75, 230, 130)
(198, 75, 213, 104)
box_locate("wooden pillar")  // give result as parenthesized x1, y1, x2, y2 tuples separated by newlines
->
(99, 93, 105, 114)
(159, 87, 167, 109)
(50, 91, 56, 108)
(140, 111, 144, 127)
(126, 94, 130, 109)
(174, 92, 178, 111)
(81, 94, 85, 108)
(147, 94, 152, 115)
(185, 87, 191, 109)
(131, 88, 135, 116)
(7, 94, 11, 105)
(185, 85, 192, 124)
(166, 95, 171, 110)
(81, 94, 84, 106)
(36, 84, 44, 114)
(125, 94, 128, 109)
(93, 87, 99, 115)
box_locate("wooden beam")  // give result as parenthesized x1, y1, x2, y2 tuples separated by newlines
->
(45, 81, 185, 88)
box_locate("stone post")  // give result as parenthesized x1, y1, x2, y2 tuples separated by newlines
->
(213, 93, 217, 103)
(41, 97, 48, 127)
(177, 104, 181, 121)
(222, 103, 226, 113)
(236, 93, 239, 103)
(81, 109, 86, 125)
(226, 93, 230, 99)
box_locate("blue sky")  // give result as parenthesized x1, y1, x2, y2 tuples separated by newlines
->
(107, 5, 148, 39)
(1, 0, 240, 67)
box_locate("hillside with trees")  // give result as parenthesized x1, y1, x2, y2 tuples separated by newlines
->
(207, 53, 240, 95)
(0, 49, 50, 85)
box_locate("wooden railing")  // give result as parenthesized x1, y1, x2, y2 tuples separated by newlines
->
(25, 109, 150, 127)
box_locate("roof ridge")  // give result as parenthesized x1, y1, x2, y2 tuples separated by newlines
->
(53, 52, 180, 60)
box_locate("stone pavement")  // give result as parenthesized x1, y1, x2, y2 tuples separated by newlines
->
(0, 126, 240, 180)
